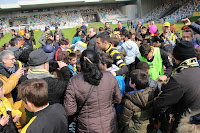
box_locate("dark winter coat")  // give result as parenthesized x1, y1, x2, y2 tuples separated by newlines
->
(87, 34, 100, 54)
(118, 87, 154, 133)
(64, 71, 122, 133)
(22, 66, 72, 105)
(154, 67, 200, 131)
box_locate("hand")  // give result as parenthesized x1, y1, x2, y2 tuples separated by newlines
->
(13, 114, 20, 123)
(14, 68, 24, 78)
(181, 18, 191, 26)
(57, 61, 67, 70)
(0, 115, 9, 126)
(158, 75, 167, 82)
(111, 72, 116, 77)
(166, 37, 170, 42)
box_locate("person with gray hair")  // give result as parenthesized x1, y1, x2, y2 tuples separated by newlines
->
(0, 50, 24, 103)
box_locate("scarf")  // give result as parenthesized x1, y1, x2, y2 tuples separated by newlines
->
(175, 57, 199, 73)
(27, 69, 55, 79)
(0, 63, 16, 74)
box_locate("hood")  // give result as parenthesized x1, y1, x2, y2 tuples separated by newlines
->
(123, 41, 134, 49)
(43, 45, 55, 53)
(125, 87, 154, 109)
(7, 47, 18, 52)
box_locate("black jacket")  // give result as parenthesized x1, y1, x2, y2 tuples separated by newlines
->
(154, 67, 200, 131)
(22, 103, 68, 133)
(22, 66, 72, 105)
(24, 37, 36, 49)
(87, 34, 100, 54)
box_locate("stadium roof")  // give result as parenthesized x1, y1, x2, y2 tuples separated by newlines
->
(0, 0, 133, 10)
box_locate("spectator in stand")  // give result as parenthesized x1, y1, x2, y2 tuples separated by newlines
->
(10, 29, 22, 39)
(87, 27, 100, 54)
(80, 22, 87, 35)
(24, 32, 36, 50)
(64, 49, 122, 133)
(160, 22, 176, 46)
(71, 29, 82, 44)
(118, 21, 127, 35)
(182, 29, 199, 48)
(54, 27, 65, 41)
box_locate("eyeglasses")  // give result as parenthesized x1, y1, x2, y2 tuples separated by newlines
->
(7, 58, 16, 61)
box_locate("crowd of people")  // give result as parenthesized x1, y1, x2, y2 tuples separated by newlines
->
(0, 7, 127, 30)
(143, 0, 199, 23)
(0, 16, 200, 133)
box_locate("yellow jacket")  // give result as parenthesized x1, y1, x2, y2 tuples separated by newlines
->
(0, 74, 19, 106)
(0, 97, 22, 117)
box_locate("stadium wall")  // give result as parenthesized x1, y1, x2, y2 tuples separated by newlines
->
(121, 4, 137, 20)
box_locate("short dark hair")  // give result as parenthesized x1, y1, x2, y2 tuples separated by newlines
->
(11, 29, 15, 32)
(97, 32, 110, 43)
(142, 26, 147, 29)
(99, 27, 104, 32)
(183, 29, 194, 37)
(114, 28, 120, 31)
(118, 21, 123, 24)
(130, 69, 148, 90)
(68, 53, 77, 60)
(125, 32, 132, 39)
(136, 62, 149, 72)
(139, 43, 151, 58)
(110, 37, 120, 47)
(18, 79, 48, 107)
(9, 37, 22, 46)
(59, 39, 69, 46)
(46, 39, 53, 45)
(152, 35, 164, 43)
(100, 53, 113, 68)
(135, 34, 143, 42)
